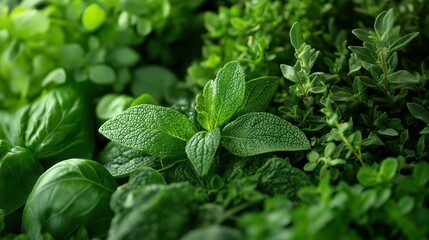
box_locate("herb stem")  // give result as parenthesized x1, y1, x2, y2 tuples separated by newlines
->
(335, 122, 364, 166)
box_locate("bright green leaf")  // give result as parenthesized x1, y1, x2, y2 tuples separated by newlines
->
(42, 68, 67, 87)
(89, 64, 116, 84)
(221, 112, 310, 156)
(196, 61, 246, 130)
(99, 104, 197, 158)
(10, 9, 49, 38)
(379, 157, 398, 181)
(185, 128, 220, 177)
(131, 93, 158, 107)
(290, 22, 305, 49)
(82, 3, 106, 31)
(357, 166, 379, 186)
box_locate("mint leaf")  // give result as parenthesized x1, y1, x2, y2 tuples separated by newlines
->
(99, 104, 197, 158)
(221, 112, 311, 156)
(99, 142, 160, 178)
(185, 128, 220, 177)
(237, 76, 279, 115)
(196, 61, 246, 130)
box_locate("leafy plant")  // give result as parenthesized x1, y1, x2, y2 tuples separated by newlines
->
(100, 61, 310, 178)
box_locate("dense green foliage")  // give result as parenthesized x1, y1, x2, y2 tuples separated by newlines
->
(1, 0, 428, 239)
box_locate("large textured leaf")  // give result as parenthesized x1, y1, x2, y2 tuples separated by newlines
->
(256, 157, 312, 200)
(185, 128, 220, 177)
(109, 183, 198, 240)
(99, 142, 160, 178)
(237, 76, 279, 116)
(99, 104, 197, 158)
(0, 140, 43, 215)
(16, 85, 93, 162)
(22, 159, 117, 239)
(221, 112, 310, 156)
(196, 61, 246, 130)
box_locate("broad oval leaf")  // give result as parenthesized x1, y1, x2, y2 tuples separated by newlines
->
(0, 141, 43, 215)
(196, 61, 246, 131)
(22, 159, 117, 239)
(16, 85, 93, 163)
(99, 104, 197, 158)
(221, 112, 310, 156)
(185, 128, 220, 177)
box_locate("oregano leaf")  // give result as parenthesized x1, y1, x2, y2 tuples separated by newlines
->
(290, 22, 305, 49)
(185, 128, 220, 177)
(221, 112, 310, 156)
(196, 61, 246, 131)
(99, 104, 197, 158)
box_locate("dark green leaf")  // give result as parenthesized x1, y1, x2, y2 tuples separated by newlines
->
(185, 128, 220, 177)
(348, 46, 378, 64)
(99, 104, 197, 158)
(96, 93, 133, 122)
(407, 103, 429, 124)
(181, 225, 242, 240)
(257, 158, 312, 200)
(352, 29, 374, 43)
(0, 141, 43, 215)
(99, 142, 160, 177)
(22, 159, 117, 239)
(388, 70, 419, 85)
(374, 8, 394, 40)
(221, 112, 310, 156)
(412, 162, 429, 187)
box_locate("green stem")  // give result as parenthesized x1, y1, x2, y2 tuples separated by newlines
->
(380, 53, 393, 101)
(335, 122, 364, 166)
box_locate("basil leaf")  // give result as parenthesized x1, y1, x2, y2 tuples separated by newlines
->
(256, 157, 312, 200)
(16, 86, 93, 162)
(99, 142, 160, 178)
(196, 61, 246, 130)
(186, 128, 220, 177)
(237, 76, 279, 115)
(221, 112, 311, 156)
(0, 140, 43, 215)
(99, 104, 197, 158)
(22, 159, 117, 239)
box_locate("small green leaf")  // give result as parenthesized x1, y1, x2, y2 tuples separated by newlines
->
(374, 8, 395, 41)
(42, 68, 67, 87)
(324, 142, 336, 157)
(357, 166, 379, 186)
(96, 93, 133, 122)
(304, 162, 318, 171)
(352, 29, 375, 43)
(280, 64, 299, 83)
(413, 162, 429, 187)
(407, 103, 429, 124)
(348, 46, 378, 64)
(10, 9, 49, 38)
(221, 112, 310, 156)
(377, 128, 398, 136)
(290, 22, 305, 49)
(196, 61, 246, 130)
(131, 65, 177, 101)
(137, 18, 152, 36)
(390, 32, 419, 53)
(185, 128, 220, 177)
(131, 93, 158, 107)
(89, 64, 116, 84)
(237, 76, 279, 115)
(181, 225, 242, 240)
(379, 157, 398, 182)
(99, 104, 197, 158)
(108, 47, 140, 67)
(397, 195, 414, 215)
(82, 3, 106, 31)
